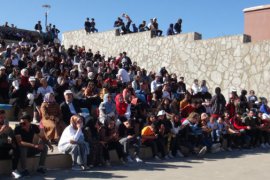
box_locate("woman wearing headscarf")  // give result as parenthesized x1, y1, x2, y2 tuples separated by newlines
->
(40, 93, 66, 142)
(20, 68, 30, 89)
(115, 93, 131, 122)
(98, 93, 116, 125)
(58, 115, 89, 170)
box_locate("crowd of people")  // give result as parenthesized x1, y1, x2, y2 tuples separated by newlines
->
(1, 33, 270, 179)
(83, 14, 182, 37)
(34, 21, 60, 44)
(113, 15, 182, 37)
(0, 22, 41, 42)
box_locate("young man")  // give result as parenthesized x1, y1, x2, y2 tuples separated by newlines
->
(34, 21, 42, 33)
(0, 110, 20, 179)
(118, 119, 143, 162)
(90, 18, 98, 33)
(14, 113, 53, 177)
(84, 18, 91, 34)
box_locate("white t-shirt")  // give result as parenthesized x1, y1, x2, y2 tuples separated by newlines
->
(151, 80, 162, 93)
(37, 86, 54, 97)
(117, 68, 130, 83)
(192, 84, 200, 94)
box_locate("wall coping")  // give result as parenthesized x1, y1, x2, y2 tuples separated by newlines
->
(62, 28, 252, 44)
(243, 4, 270, 13)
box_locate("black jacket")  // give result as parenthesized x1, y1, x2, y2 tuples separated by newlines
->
(60, 99, 83, 125)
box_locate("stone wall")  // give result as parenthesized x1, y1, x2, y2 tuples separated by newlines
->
(62, 29, 270, 99)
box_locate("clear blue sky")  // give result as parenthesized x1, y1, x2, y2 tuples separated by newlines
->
(1, 0, 269, 39)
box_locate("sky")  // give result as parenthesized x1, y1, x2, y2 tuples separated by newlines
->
(1, 0, 270, 39)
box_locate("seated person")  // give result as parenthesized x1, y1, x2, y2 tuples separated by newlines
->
(58, 115, 89, 171)
(40, 93, 66, 143)
(182, 112, 207, 157)
(15, 113, 53, 177)
(99, 93, 116, 125)
(98, 118, 125, 165)
(118, 119, 143, 162)
(141, 122, 165, 160)
(60, 90, 82, 125)
(0, 110, 20, 179)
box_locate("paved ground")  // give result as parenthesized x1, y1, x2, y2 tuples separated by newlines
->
(1, 148, 270, 180)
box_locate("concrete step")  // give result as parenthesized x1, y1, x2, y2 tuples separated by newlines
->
(0, 146, 153, 175)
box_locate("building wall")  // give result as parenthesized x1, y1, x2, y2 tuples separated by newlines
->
(244, 5, 270, 42)
(62, 30, 270, 99)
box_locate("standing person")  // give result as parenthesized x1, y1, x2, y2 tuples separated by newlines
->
(34, 21, 42, 33)
(90, 18, 98, 33)
(167, 24, 175, 36)
(15, 113, 53, 177)
(174, 18, 182, 34)
(51, 25, 60, 40)
(210, 87, 226, 119)
(84, 18, 91, 34)
(58, 115, 89, 170)
(122, 13, 132, 33)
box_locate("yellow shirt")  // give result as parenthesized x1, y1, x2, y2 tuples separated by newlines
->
(141, 126, 155, 143)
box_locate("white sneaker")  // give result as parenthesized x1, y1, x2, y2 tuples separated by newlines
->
(198, 146, 207, 157)
(135, 156, 143, 163)
(154, 155, 161, 160)
(12, 170, 21, 179)
(127, 156, 134, 163)
(176, 150, 184, 158)
(261, 144, 266, 149)
(33, 119, 38, 124)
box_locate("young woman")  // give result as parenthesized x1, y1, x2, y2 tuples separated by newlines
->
(58, 115, 89, 170)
